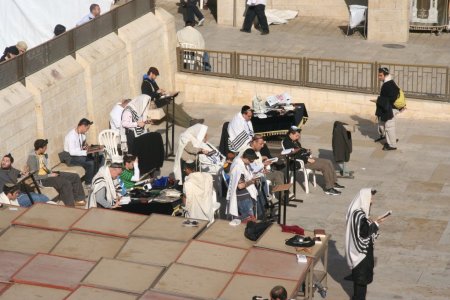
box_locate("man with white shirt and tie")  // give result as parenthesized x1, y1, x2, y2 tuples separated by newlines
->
(64, 118, 97, 186)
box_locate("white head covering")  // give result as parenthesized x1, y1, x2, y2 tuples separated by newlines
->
(127, 94, 151, 119)
(345, 188, 373, 269)
(173, 124, 208, 183)
(86, 165, 117, 209)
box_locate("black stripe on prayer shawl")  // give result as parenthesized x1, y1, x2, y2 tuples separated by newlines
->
(351, 209, 371, 254)
(126, 107, 144, 136)
(228, 130, 249, 152)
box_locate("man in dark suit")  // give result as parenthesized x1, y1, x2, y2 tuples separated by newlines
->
(141, 66, 203, 128)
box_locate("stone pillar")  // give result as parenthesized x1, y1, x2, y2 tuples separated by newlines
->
(368, 0, 410, 43)
(0, 83, 37, 167)
(76, 33, 130, 143)
(218, 0, 246, 27)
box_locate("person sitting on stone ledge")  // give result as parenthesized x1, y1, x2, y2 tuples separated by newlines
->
(64, 118, 101, 186)
(0, 153, 49, 206)
(86, 162, 123, 209)
(282, 126, 344, 196)
(141, 66, 203, 128)
(27, 139, 86, 207)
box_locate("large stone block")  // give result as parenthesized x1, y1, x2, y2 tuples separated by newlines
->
(368, 0, 410, 43)
(26, 56, 88, 164)
(76, 33, 130, 143)
(0, 83, 37, 167)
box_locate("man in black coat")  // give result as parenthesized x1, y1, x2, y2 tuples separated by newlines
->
(375, 67, 399, 151)
(141, 66, 203, 128)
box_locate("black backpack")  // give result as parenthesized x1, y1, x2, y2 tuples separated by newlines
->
(244, 221, 271, 241)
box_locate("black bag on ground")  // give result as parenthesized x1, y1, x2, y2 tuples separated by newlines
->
(244, 221, 272, 241)
(285, 235, 315, 247)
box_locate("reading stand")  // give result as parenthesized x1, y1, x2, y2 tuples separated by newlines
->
(272, 183, 292, 225)
(284, 153, 304, 205)
(162, 94, 177, 160)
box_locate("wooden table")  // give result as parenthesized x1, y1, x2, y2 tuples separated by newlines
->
(255, 224, 330, 299)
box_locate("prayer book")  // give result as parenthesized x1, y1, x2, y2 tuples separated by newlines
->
(281, 149, 294, 155)
(314, 229, 326, 237)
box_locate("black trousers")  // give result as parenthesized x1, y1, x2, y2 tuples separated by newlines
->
(41, 172, 85, 206)
(242, 4, 269, 32)
(186, 0, 204, 22)
(353, 283, 367, 300)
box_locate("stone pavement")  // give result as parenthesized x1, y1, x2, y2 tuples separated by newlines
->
(157, 102, 450, 300)
(159, 1, 450, 67)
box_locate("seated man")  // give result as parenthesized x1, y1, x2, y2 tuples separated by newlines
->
(119, 154, 140, 191)
(64, 118, 101, 186)
(182, 161, 218, 224)
(228, 105, 254, 153)
(0, 153, 49, 206)
(141, 66, 203, 128)
(282, 126, 344, 196)
(27, 139, 86, 206)
(0, 184, 21, 206)
(226, 148, 259, 221)
(87, 162, 123, 209)
(270, 285, 288, 300)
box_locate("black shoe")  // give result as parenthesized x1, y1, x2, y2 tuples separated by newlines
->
(240, 29, 251, 33)
(383, 145, 397, 151)
(325, 188, 341, 196)
(334, 183, 345, 190)
(189, 118, 204, 126)
(374, 136, 385, 142)
(261, 31, 269, 35)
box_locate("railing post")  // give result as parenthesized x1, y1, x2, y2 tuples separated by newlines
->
(232, 52, 237, 79)
(176, 47, 181, 72)
(447, 67, 450, 102)
(373, 61, 378, 94)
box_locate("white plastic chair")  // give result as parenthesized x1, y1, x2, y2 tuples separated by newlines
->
(281, 141, 317, 194)
(98, 129, 122, 164)
(346, 5, 367, 39)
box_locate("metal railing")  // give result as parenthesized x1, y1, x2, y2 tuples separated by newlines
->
(0, 0, 155, 90)
(177, 48, 450, 102)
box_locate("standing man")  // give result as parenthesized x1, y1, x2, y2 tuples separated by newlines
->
(0, 153, 49, 206)
(76, 3, 101, 26)
(110, 99, 131, 132)
(227, 105, 254, 153)
(64, 118, 97, 186)
(241, 0, 269, 35)
(185, 0, 205, 26)
(141, 66, 203, 128)
(375, 67, 399, 151)
(27, 139, 86, 206)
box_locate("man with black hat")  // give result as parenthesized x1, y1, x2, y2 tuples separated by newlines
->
(282, 126, 344, 196)
(0, 153, 49, 206)
(27, 139, 86, 206)
(141, 66, 203, 128)
(64, 118, 100, 186)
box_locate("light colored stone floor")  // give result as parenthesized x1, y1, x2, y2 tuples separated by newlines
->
(159, 1, 450, 67)
(156, 102, 450, 300)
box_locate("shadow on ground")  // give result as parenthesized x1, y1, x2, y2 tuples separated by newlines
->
(328, 239, 353, 298)
(350, 115, 379, 140)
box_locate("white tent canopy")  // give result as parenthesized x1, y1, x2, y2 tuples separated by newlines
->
(0, 0, 113, 50)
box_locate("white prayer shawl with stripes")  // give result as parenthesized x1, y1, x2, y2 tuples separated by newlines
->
(227, 112, 254, 152)
(345, 188, 375, 269)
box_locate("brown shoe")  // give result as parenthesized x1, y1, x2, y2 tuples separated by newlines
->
(75, 200, 86, 206)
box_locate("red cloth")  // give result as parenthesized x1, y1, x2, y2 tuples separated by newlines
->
(281, 224, 304, 235)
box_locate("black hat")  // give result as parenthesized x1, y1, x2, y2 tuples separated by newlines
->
(242, 148, 258, 160)
(54, 24, 66, 36)
(78, 118, 93, 126)
(287, 125, 302, 134)
(147, 67, 159, 76)
(34, 139, 48, 150)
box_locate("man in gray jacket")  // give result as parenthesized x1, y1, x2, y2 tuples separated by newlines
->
(27, 139, 85, 206)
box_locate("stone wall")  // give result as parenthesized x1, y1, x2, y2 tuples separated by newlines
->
(0, 9, 176, 168)
(76, 33, 130, 143)
(175, 72, 450, 121)
(0, 83, 37, 167)
(368, 0, 410, 43)
(26, 56, 88, 165)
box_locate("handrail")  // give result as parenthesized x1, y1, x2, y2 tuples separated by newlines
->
(176, 47, 450, 102)
(0, 0, 155, 90)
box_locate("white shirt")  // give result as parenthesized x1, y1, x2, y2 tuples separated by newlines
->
(110, 103, 124, 132)
(76, 13, 95, 26)
(0, 192, 19, 206)
(177, 26, 206, 49)
(64, 128, 87, 156)
(247, 0, 266, 5)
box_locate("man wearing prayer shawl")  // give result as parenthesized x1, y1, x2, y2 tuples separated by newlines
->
(227, 105, 254, 153)
(345, 188, 386, 300)
(226, 148, 259, 221)
(86, 162, 123, 209)
(121, 94, 151, 154)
